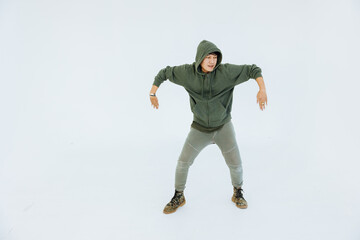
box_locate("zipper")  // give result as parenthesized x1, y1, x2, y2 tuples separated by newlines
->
(206, 74, 210, 126)
(207, 101, 210, 126)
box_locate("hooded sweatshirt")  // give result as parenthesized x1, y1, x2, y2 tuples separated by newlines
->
(153, 40, 262, 132)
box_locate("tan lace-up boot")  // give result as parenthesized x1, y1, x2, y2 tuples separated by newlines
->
(232, 187, 248, 209)
(163, 190, 186, 214)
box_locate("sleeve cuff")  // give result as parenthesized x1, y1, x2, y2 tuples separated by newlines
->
(153, 79, 161, 87)
(254, 73, 263, 79)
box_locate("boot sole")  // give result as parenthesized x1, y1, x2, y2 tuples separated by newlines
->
(163, 200, 186, 214)
(232, 197, 248, 209)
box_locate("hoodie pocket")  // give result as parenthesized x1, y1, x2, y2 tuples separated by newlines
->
(209, 101, 227, 123)
(192, 102, 208, 121)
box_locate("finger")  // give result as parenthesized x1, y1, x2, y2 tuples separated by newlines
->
(151, 99, 158, 109)
(150, 97, 159, 108)
(260, 102, 266, 110)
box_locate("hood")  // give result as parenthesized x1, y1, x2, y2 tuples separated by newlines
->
(195, 40, 222, 74)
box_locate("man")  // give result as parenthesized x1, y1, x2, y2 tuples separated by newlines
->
(149, 40, 267, 214)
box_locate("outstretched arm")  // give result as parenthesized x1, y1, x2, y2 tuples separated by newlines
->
(255, 77, 267, 111)
(150, 64, 190, 110)
(149, 85, 159, 109)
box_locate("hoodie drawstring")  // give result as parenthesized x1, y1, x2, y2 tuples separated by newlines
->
(201, 77, 204, 98)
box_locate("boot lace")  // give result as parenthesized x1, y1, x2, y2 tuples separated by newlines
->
(235, 188, 244, 199)
(169, 192, 183, 206)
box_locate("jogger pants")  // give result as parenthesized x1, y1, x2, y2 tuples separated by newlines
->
(175, 121, 243, 191)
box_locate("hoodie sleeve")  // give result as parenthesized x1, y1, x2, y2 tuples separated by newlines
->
(153, 64, 190, 87)
(224, 64, 263, 86)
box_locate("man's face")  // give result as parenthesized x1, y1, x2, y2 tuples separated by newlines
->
(200, 53, 217, 73)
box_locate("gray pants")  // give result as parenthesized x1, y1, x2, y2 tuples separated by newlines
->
(175, 121, 243, 191)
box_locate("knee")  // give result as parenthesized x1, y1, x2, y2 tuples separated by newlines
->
(227, 163, 242, 170)
(176, 159, 193, 169)
(222, 146, 241, 166)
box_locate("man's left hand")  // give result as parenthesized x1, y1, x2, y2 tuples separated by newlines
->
(257, 89, 267, 111)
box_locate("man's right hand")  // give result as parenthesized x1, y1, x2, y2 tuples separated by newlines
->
(150, 95, 159, 109)
(150, 85, 159, 109)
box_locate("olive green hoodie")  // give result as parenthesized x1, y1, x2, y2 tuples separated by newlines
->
(153, 40, 262, 130)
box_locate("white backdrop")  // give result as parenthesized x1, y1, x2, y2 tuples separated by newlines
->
(1, 0, 360, 239)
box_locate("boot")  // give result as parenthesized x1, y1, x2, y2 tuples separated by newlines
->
(163, 190, 186, 214)
(232, 186, 248, 209)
